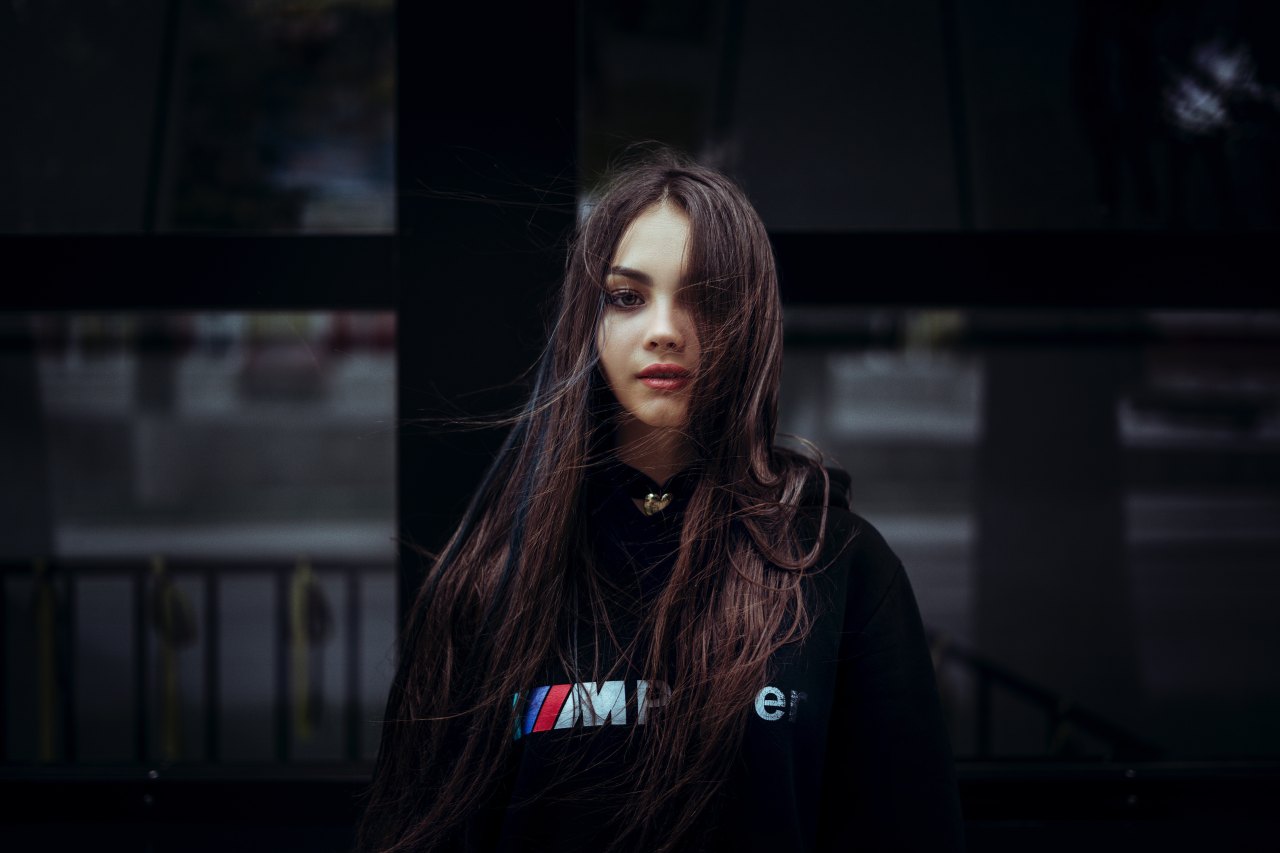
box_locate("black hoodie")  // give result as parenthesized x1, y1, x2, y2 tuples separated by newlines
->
(467, 458, 965, 852)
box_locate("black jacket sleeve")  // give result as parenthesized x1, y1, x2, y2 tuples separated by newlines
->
(817, 522, 966, 851)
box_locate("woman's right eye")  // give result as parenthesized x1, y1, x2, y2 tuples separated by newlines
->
(605, 289, 643, 309)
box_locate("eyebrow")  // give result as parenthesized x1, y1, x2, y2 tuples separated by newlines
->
(606, 265, 652, 286)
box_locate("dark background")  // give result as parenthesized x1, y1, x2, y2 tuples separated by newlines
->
(3, 1, 1280, 850)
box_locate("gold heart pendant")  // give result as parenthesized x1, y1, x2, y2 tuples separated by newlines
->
(642, 492, 673, 516)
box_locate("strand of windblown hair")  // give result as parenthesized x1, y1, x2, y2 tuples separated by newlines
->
(473, 350, 564, 644)
(361, 357, 563, 852)
(415, 418, 525, 613)
(360, 357, 547, 836)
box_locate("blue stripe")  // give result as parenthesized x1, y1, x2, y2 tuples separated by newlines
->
(522, 685, 550, 735)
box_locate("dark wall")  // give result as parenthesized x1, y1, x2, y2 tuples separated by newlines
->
(1, 1, 168, 232)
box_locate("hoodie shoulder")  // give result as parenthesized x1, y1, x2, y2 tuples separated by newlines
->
(798, 464, 852, 510)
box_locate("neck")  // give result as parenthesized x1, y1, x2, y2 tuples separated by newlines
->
(614, 418, 695, 486)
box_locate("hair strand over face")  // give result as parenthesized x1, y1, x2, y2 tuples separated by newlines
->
(357, 149, 847, 853)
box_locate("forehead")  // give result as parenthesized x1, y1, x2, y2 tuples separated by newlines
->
(609, 203, 693, 276)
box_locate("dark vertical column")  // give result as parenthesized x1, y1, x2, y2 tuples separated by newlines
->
(396, 3, 579, 626)
(0, 318, 56, 757)
(0, 574, 6, 763)
(143, 0, 181, 233)
(937, 0, 974, 230)
(0, 317, 54, 561)
(973, 315, 1144, 752)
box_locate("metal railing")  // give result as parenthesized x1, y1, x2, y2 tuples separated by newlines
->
(2, 557, 1161, 771)
(928, 630, 1163, 761)
(0, 557, 393, 769)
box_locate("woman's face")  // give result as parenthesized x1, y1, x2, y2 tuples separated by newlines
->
(596, 202, 701, 434)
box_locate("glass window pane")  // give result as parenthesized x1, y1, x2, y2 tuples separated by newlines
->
(780, 308, 1280, 760)
(581, 3, 1280, 230)
(3, 1, 395, 233)
(1, 311, 395, 769)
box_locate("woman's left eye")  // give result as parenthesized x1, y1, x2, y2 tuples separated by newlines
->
(605, 289, 643, 309)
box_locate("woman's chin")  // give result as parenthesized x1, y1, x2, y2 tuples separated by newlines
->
(612, 395, 692, 437)
(635, 407, 689, 431)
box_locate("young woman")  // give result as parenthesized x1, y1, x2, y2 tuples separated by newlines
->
(358, 152, 965, 852)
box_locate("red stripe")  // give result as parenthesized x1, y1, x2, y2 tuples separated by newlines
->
(532, 683, 571, 732)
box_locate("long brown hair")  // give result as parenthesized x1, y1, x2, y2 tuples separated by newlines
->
(358, 150, 843, 852)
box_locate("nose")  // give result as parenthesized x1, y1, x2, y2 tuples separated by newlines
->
(645, 300, 685, 352)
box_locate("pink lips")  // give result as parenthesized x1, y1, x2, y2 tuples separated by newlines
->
(637, 363, 690, 391)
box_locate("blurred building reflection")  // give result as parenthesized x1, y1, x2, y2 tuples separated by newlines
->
(779, 308, 1280, 760)
(583, 0, 1280, 230)
(1, 312, 396, 767)
(3, 0, 394, 233)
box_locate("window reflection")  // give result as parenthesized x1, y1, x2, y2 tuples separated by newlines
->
(2, 312, 395, 767)
(165, 1, 395, 232)
(780, 308, 1280, 760)
(2, 0, 394, 234)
